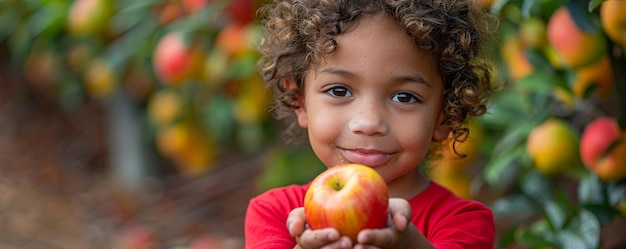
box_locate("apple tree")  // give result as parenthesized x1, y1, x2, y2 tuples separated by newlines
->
(454, 0, 626, 248)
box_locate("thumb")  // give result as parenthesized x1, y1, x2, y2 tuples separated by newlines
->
(388, 198, 412, 232)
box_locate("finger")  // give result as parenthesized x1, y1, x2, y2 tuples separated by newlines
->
(298, 228, 346, 249)
(388, 198, 412, 231)
(353, 245, 381, 249)
(356, 228, 397, 248)
(287, 207, 306, 237)
(320, 236, 352, 249)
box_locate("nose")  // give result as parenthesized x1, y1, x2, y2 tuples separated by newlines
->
(348, 102, 389, 136)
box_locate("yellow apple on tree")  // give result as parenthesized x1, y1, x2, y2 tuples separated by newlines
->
(600, 0, 626, 47)
(67, 0, 113, 37)
(580, 116, 626, 181)
(304, 164, 389, 242)
(526, 118, 580, 176)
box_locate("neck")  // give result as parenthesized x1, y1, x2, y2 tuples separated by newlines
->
(387, 167, 430, 200)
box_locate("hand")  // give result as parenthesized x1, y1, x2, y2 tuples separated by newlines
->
(287, 207, 353, 249)
(353, 198, 415, 249)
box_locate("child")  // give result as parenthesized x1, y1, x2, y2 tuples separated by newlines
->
(245, 0, 498, 248)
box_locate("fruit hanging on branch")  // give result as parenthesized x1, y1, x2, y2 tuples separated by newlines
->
(600, 0, 626, 48)
(67, 0, 114, 37)
(547, 5, 607, 69)
(153, 31, 204, 85)
(304, 164, 389, 242)
(526, 118, 581, 176)
(580, 116, 626, 182)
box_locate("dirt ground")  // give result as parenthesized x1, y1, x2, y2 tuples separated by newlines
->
(0, 63, 263, 248)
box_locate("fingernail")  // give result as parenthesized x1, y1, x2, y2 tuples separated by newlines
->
(340, 239, 350, 248)
(328, 232, 338, 240)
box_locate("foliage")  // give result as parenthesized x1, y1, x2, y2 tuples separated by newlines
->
(479, 0, 626, 247)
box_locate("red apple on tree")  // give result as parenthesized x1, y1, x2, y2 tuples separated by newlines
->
(153, 32, 204, 85)
(304, 163, 389, 242)
(580, 116, 626, 181)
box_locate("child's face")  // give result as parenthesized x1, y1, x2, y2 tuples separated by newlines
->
(294, 13, 449, 194)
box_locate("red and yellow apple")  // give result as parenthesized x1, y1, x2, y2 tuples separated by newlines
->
(527, 119, 581, 176)
(304, 164, 389, 242)
(153, 32, 204, 85)
(547, 6, 607, 69)
(580, 116, 626, 181)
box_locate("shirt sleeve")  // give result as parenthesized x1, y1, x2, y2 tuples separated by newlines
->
(428, 201, 495, 249)
(412, 183, 495, 249)
(244, 186, 304, 249)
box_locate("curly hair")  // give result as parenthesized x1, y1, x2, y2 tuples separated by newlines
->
(256, 0, 498, 156)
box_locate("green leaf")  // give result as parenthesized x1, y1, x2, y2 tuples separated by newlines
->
(607, 182, 626, 206)
(561, 210, 600, 248)
(544, 200, 567, 230)
(491, 194, 538, 219)
(515, 71, 562, 94)
(521, 0, 539, 20)
(484, 146, 524, 186)
(578, 173, 604, 204)
(566, 0, 600, 34)
(525, 49, 556, 74)
(518, 220, 558, 248)
(577, 210, 600, 248)
(582, 203, 619, 224)
(26, 1, 68, 38)
(491, 123, 532, 156)
(520, 170, 554, 203)
(588, 0, 605, 12)
(557, 230, 592, 249)
(490, 0, 512, 15)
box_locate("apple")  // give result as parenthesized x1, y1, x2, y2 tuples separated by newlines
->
(84, 58, 117, 99)
(572, 55, 613, 98)
(547, 6, 607, 69)
(580, 116, 626, 181)
(183, 0, 211, 13)
(67, 0, 113, 37)
(153, 32, 204, 85)
(226, 0, 255, 25)
(526, 119, 580, 176)
(600, 0, 626, 47)
(500, 35, 534, 81)
(304, 164, 389, 242)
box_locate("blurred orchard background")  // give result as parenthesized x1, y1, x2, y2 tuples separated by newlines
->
(0, 0, 625, 248)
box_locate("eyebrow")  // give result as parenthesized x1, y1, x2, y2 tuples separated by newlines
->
(319, 66, 432, 88)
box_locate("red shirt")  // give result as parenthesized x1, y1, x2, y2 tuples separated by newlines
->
(244, 182, 495, 249)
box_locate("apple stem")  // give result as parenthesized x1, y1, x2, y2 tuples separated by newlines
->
(333, 180, 343, 191)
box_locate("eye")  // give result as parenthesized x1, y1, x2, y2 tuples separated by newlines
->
(325, 85, 352, 98)
(392, 92, 419, 103)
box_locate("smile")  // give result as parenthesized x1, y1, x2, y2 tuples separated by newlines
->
(340, 149, 393, 167)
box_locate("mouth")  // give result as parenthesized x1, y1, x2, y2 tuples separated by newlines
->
(340, 148, 393, 167)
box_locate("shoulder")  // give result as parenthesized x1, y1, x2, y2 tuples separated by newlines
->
(411, 181, 491, 213)
(249, 184, 308, 208)
(245, 184, 308, 249)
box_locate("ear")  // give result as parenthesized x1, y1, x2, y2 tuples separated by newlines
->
(281, 79, 308, 128)
(432, 110, 450, 142)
